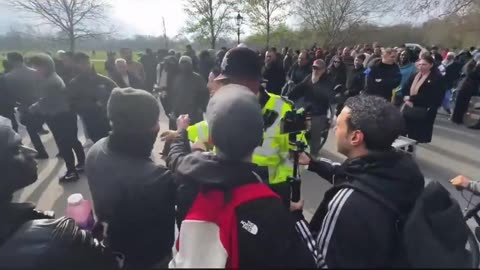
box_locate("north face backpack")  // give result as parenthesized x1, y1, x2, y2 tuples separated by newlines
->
(175, 183, 279, 268)
(339, 180, 472, 268)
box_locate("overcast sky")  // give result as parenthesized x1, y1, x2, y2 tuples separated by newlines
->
(0, 0, 422, 38)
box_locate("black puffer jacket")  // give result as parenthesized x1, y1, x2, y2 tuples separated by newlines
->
(0, 202, 119, 270)
(365, 60, 401, 101)
(308, 150, 425, 268)
(288, 63, 312, 85)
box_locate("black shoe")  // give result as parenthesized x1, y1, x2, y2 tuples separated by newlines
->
(35, 153, 49, 160)
(60, 171, 79, 182)
(76, 163, 85, 173)
(38, 129, 50, 135)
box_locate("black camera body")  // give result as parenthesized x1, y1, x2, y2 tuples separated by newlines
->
(280, 109, 309, 134)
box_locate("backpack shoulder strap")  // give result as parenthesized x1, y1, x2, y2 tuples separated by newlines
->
(337, 180, 403, 219)
(230, 183, 280, 207)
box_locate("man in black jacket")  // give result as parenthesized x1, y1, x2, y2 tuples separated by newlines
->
(288, 59, 333, 156)
(0, 117, 120, 270)
(347, 54, 366, 97)
(263, 49, 286, 95)
(167, 87, 316, 268)
(365, 48, 402, 101)
(294, 95, 425, 268)
(288, 51, 312, 85)
(67, 52, 117, 143)
(170, 56, 208, 126)
(86, 88, 175, 269)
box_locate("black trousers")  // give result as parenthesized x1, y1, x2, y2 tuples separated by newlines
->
(0, 110, 18, 132)
(20, 111, 48, 156)
(310, 115, 329, 156)
(452, 85, 475, 123)
(80, 109, 111, 143)
(46, 112, 85, 173)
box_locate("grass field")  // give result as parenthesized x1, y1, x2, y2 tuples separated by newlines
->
(0, 50, 142, 75)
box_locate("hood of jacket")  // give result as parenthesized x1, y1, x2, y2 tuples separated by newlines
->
(338, 150, 425, 214)
(33, 53, 57, 75)
(175, 151, 260, 190)
(400, 62, 415, 72)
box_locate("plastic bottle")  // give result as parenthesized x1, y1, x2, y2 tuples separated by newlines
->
(66, 193, 95, 231)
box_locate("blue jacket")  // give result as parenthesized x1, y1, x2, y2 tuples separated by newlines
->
(399, 63, 416, 97)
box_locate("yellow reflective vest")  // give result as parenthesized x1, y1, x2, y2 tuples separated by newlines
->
(186, 91, 307, 185)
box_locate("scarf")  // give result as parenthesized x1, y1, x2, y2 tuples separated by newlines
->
(410, 71, 430, 96)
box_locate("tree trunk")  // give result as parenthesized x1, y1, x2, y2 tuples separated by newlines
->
(266, 0, 270, 48)
(209, 0, 216, 49)
(69, 32, 75, 53)
(267, 24, 270, 48)
(211, 37, 216, 49)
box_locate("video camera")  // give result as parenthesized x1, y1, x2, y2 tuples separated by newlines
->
(280, 108, 311, 134)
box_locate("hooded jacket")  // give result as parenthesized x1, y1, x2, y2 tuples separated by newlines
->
(399, 62, 416, 97)
(29, 54, 70, 116)
(166, 131, 316, 268)
(308, 150, 425, 268)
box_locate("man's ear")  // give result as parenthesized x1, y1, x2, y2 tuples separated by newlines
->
(350, 130, 365, 147)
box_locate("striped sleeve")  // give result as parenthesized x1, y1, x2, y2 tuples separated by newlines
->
(295, 219, 319, 264)
(316, 188, 354, 269)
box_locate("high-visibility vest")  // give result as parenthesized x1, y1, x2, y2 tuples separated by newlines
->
(186, 91, 306, 185)
(187, 121, 209, 144)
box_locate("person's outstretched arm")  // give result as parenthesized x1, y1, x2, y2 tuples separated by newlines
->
(451, 175, 480, 195)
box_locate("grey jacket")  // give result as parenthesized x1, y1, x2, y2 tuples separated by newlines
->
(30, 55, 70, 116)
(467, 181, 480, 195)
(4, 65, 38, 109)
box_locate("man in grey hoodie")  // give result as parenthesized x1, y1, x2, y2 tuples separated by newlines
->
(29, 54, 85, 182)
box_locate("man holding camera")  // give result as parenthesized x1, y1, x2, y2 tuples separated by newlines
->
(294, 95, 425, 268)
(172, 47, 307, 207)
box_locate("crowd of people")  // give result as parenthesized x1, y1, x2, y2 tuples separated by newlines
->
(0, 41, 479, 269)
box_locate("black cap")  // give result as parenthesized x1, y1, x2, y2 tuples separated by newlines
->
(215, 47, 262, 82)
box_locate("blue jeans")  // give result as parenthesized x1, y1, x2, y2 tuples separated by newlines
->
(442, 88, 452, 111)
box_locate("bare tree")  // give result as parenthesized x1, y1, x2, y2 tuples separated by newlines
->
(401, 0, 480, 16)
(296, 0, 394, 47)
(184, 0, 238, 49)
(243, 0, 290, 48)
(6, 0, 111, 52)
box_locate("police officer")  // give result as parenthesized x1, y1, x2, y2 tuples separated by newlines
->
(185, 47, 307, 206)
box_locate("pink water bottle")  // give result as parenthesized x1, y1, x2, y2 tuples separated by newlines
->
(66, 193, 95, 231)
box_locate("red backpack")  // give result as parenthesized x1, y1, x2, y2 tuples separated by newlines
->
(175, 183, 279, 268)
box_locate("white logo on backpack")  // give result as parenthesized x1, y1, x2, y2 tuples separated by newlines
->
(240, 220, 258, 235)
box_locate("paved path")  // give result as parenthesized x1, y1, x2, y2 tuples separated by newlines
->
(13, 108, 480, 225)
